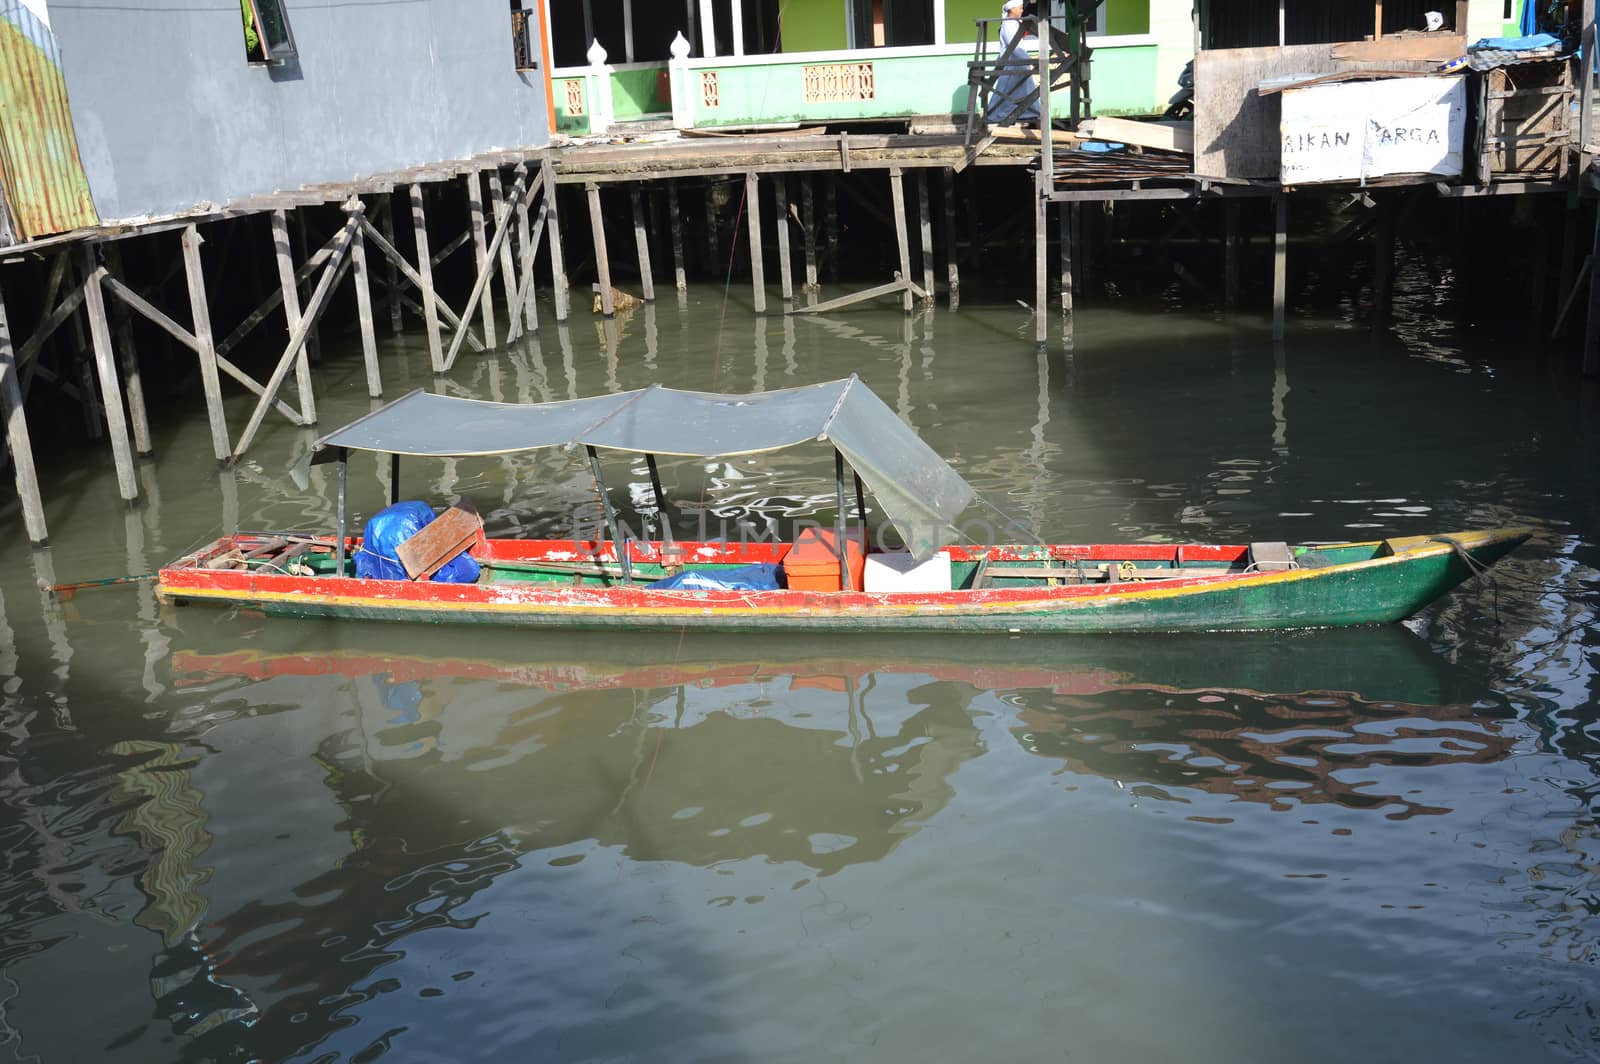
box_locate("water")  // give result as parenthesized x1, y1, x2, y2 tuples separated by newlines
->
(1, 286, 1597, 1062)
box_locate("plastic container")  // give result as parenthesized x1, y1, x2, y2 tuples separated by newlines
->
(863, 550, 952, 592)
(783, 527, 865, 592)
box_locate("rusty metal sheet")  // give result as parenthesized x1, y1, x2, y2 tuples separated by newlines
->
(0, 2, 99, 243)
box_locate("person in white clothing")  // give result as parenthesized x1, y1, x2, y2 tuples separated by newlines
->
(986, 0, 1040, 124)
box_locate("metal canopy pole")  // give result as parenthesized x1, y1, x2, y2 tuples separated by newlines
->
(389, 453, 401, 507)
(585, 444, 623, 548)
(336, 448, 349, 577)
(645, 453, 673, 543)
(854, 472, 868, 553)
(835, 449, 851, 591)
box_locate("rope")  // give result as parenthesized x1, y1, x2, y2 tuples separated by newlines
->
(1430, 535, 1500, 623)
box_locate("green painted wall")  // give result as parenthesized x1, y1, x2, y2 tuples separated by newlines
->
(611, 66, 671, 116)
(1104, 0, 1148, 36)
(783, 4, 849, 51)
(685, 43, 1160, 126)
(946, 0, 1149, 44)
(552, 76, 590, 134)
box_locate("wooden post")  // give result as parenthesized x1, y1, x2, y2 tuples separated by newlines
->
(587, 182, 616, 317)
(0, 284, 48, 544)
(409, 184, 445, 372)
(773, 176, 794, 303)
(1073, 201, 1087, 296)
(490, 170, 521, 328)
(444, 171, 534, 369)
(705, 182, 722, 272)
(943, 169, 959, 304)
(79, 247, 139, 504)
(103, 245, 151, 457)
(292, 211, 322, 365)
(631, 186, 656, 301)
(1272, 192, 1288, 340)
(542, 157, 571, 322)
(889, 168, 913, 313)
(916, 171, 935, 305)
(667, 180, 687, 291)
(1224, 199, 1241, 311)
(801, 176, 819, 302)
(746, 171, 766, 313)
(468, 172, 497, 347)
(271, 210, 318, 426)
(381, 193, 403, 333)
(515, 192, 540, 338)
(181, 225, 232, 463)
(1058, 200, 1073, 316)
(347, 201, 382, 397)
(1034, 169, 1048, 345)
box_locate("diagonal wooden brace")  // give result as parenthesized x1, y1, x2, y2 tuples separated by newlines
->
(442, 170, 543, 372)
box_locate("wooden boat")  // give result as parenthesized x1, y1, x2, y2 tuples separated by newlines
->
(157, 378, 1529, 634)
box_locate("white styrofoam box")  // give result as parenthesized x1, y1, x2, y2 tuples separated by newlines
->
(863, 550, 952, 593)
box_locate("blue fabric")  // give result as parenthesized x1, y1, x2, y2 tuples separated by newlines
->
(1079, 141, 1125, 153)
(646, 564, 783, 592)
(1520, 0, 1539, 37)
(354, 500, 480, 583)
(1469, 32, 1561, 51)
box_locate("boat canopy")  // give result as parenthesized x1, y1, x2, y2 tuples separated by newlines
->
(312, 377, 976, 558)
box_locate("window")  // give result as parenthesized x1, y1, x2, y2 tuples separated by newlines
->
(511, 2, 539, 71)
(241, 0, 296, 64)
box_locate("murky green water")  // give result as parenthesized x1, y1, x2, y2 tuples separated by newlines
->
(1, 283, 1597, 1062)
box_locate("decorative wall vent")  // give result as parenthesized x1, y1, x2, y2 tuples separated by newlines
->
(701, 71, 720, 108)
(564, 79, 585, 116)
(803, 62, 875, 103)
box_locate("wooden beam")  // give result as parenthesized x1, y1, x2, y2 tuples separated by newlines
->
(445, 171, 535, 369)
(801, 176, 818, 303)
(381, 193, 403, 333)
(943, 169, 959, 304)
(410, 184, 445, 370)
(631, 186, 656, 302)
(356, 215, 484, 353)
(271, 210, 317, 426)
(889, 168, 913, 313)
(467, 172, 497, 347)
(588, 182, 616, 318)
(746, 172, 766, 313)
(1059, 201, 1073, 316)
(347, 201, 382, 398)
(1585, 206, 1600, 376)
(668, 180, 687, 292)
(16, 283, 86, 369)
(1034, 169, 1047, 345)
(543, 156, 571, 321)
(0, 282, 48, 543)
(506, 200, 548, 344)
(102, 245, 151, 457)
(916, 171, 935, 305)
(1272, 192, 1288, 340)
(515, 170, 538, 335)
(179, 225, 232, 461)
(773, 176, 793, 303)
(79, 250, 139, 503)
(1224, 200, 1241, 310)
(490, 170, 522, 334)
(787, 278, 910, 315)
(232, 214, 360, 460)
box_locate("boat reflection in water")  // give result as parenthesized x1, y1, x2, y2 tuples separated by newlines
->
(161, 617, 1515, 1058)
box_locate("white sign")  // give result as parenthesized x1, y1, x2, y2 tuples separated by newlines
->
(1280, 76, 1466, 185)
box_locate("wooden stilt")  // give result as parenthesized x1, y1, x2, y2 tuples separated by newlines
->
(79, 247, 139, 503)
(746, 171, 766, 313)
(801, 176, 819, 303)
(347, 201, 382, 397)
(1058, 200, 1073, 316)
(1072, 202, 1086, 296)
(667, 180, 688, 292)
(631, 186, 656, 301)
(361, 216, 485, 355)
(489, 170, 521, 331)
(825, 176, 839, 281)
(292, 211, 322, 365)
(180, 225, 232, 462)
(889, 168, 914, 313)
(773, 176, 794, 303)
(516, 181, 538, 335)
(381, 193, 403, 333)
(410, 184, 445, 371)
(916, 171, 935, 305)
(943, 169, 959, 305)
(444, 171, 534, 369)
(587, 182, 616, 317)
(543, 157, 571, 322)
(1272, 193, 1289, 341)
(78, 356, 103, 441)
(1584, 205, 1600, 376)
(964, 172, 980, 275)
(1034, 170, 1048, 345)
(468, 172, 498, 347)
(103, 245, 152, 457)
(1224, 199, 1241, 311)
(271, 210, 318, 425)
(0, 283, 48, 544)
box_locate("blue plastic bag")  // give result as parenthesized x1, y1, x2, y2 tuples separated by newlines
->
(354, 500, 480, 583)
(646, 563, 783, 592)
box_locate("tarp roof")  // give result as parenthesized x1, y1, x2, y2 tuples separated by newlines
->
(312, 377, 976, 558)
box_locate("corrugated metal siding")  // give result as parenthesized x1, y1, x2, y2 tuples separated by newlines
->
(0, 2, 98, 243)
